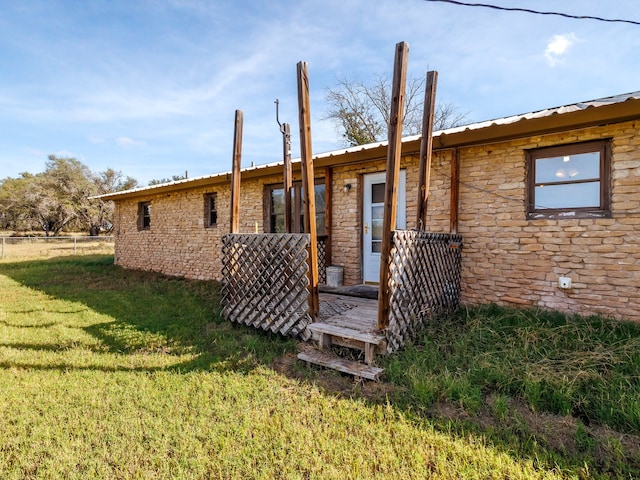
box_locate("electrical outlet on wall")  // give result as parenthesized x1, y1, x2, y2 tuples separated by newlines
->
(558, 277, 572, 289)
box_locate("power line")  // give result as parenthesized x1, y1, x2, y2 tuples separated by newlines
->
(424, 0, 640, 26)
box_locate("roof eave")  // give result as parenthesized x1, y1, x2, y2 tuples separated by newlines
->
(97, 96, 640, 202)
(431, 97, 640, 150)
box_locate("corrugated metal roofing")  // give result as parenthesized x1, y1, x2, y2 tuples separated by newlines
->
(96, 90, 640, 199)
(433, 90, 640, 136)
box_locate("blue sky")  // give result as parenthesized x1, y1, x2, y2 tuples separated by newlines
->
(1, 0, 639, 185)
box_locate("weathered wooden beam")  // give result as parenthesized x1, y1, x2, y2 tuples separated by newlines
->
(450, 147, 460, 234)
(282, 122, 293, 233)
(377, 41, 409, 331)
(416, 70, 438, 230)
(297, 349, 384, 381)
(230, 109, 243, 234)
(297, 61, 320, 319)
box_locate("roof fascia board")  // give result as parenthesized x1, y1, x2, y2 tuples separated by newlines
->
(432, 100, 640, 150)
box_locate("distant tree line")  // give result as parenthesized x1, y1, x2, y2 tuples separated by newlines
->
(0, 155, 138, 236)
(148, 172, 188, 186)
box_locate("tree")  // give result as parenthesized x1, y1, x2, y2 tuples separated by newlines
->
(79, 168, 139, 234)
(0, 173, 39, 231)
(0, 156, 138, 235)
(35, 156, 95, 235)
(324, 74, 468, 147)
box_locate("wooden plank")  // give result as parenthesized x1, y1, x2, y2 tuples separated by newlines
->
(319, 293, 376, 305)
(297, 61, 320, 319)
(297, 349, 384, 381)
(230, 109, 243, 234)
(416, 70, 438, 230)
(307, 322, 385, 345)
(318, 332, 332, 350)
(282, 122, 293, 233)
(329, 311, 376, 328)
(364, 342, 376, 366)
(450, 147, 460, 234)
(378, 41, 409, 331)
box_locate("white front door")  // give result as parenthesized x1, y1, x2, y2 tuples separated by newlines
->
(362, 170, 406, 283)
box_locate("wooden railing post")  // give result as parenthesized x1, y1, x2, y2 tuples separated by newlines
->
(230, 110, 243, 234)
(450, 148, 460, 234)
(282, 122, 293, 233)
(297, 61, 319, 319)
(377, 41, 409, 331)
(416, 71, 438, 230)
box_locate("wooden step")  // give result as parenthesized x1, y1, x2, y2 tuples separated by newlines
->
(307, 322, 385, 345)
(307, 322, 386, 365)
(297, 349, 384, 381)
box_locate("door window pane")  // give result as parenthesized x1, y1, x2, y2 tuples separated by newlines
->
(371, 205, 383, 253)
(372, 183, 385, 203)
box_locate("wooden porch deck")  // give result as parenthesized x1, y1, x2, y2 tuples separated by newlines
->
(318, 292, 379, 333)
(298, 292, 386, 381)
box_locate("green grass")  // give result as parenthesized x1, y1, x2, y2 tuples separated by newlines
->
(0, 256, 639, 478)
(384, 304, 640, 477)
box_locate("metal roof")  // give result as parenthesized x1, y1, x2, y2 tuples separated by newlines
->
(96, 90, 640, 200)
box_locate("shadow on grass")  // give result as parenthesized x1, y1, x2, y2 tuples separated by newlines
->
(2, 255, 639, 477)
(0, 255, 295, 375)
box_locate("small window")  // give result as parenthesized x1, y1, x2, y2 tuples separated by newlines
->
(138, 202, 151, 230)
(205, 193, 218, 227)
(526, 140, 611, 219)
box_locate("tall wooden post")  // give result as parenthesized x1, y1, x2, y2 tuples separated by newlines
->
(377, 42, 409, 330)
(450, 148, 460, 234)
(297, 61, 319, 319)
(282, 122, 293, 233)
(230, 109, 243, 234)
(416, 70, 438, 230)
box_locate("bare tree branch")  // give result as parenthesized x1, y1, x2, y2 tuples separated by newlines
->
(324, 73, 469, 146)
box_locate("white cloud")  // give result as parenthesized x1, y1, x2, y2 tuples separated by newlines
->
(116, 137, 145, 148)
(544, 33, 578, 67)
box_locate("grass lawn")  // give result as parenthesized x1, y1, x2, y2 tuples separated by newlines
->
(0, 255, 639, 479)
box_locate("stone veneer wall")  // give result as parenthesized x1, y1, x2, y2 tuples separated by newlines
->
(423, 120, 640, 322)
(113, 172, 281, 281)
(113, 119, 640, 321)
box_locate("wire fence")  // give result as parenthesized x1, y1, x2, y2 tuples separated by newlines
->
(0, 236, 115, 260)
